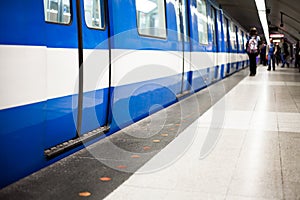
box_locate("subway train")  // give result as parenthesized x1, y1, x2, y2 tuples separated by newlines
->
(0, 0, 249, 188)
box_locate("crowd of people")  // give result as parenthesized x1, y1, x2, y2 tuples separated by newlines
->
(246, 27, 300, 76)
(259, 38, 300, 71)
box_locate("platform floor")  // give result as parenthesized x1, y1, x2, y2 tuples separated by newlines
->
(1, 65, 300, 200)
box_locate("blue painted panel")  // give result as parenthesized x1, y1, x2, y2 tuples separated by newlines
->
(0, 102, 45, 136)
(109, 0, 180, 51)
(45, 0, 79, 48)
(0, 102, 46, 188)
(226, 63, 231, 74)
(0, 1, 45, 46)
(182, 71, 192, 92)
(191, 68, 209, 91)
(220, 64, 225, 78)
(80, 0, 109, 49)
(81, 88, 109, 134)
(0, 124, 46, 188)
(110, 74, 181, 132)
(45, 95, 77, 148)
(214, 66, 219, 79)
(45, 23, 79, 48)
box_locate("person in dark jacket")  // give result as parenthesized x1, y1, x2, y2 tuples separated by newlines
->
(295, 41, 300, 68)
(260, 41, 267, 66)
(281, 38, 290, 67)
(275, 42, 281, 66)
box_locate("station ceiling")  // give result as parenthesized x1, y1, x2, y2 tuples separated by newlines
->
(216, 0, 300, 43)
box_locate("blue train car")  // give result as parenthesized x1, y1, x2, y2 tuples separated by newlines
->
(0, 0, 249, 188)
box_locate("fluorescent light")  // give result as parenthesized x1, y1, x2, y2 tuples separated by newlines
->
(136, 0, 157, 14)
(270, 33, 284, 38)
(254, 0, 270, 44)
(255, 0, 265, 11)
(258, 10, 270, 44)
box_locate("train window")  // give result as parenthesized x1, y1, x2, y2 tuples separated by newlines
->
(243, 34, 248, 51)
(196, 0, 208, 45)
(238, 30, 244, 51)
(229, 22, 237, 50)
(136, 0, 167, 38)
(84, 0, 105, 29)
(175, 0, 189, 42)
(44, 0, 71, 24)
(210, 6, 216, 47)
(223, 17, 228, 49)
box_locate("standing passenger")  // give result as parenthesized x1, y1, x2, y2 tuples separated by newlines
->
(267, 38, 275, 71)
(281, 38, 290, 67)
(295, 41, 300, 68)
(290, 43, 294, 66)
(275, 42, 281, 66)
(246, 27, 261, 76)
(260, 41, 267, 66)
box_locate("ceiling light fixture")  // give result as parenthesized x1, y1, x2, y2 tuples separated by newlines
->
(280, 11, 300, 27)
(280, 12, 283, 27)
(255, 0, 270, 44)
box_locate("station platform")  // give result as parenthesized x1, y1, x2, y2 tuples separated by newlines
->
(1, 65, 300, 200)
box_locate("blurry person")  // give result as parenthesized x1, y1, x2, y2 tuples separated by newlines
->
(275, 42, 281, 66)
(246, 27, 261, 76)
(266, 38, 275, 71)
(295, 41, 299, 68)
(281, 38, 290, 67)
(290, 43, 294, 66)
(260, 41, 267, 66)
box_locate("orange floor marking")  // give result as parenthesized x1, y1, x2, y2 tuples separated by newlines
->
(78, 192, 91, 197)
(131, 155, 140, 158)
(143, 146, 151, 150)
(117, 165, 127, 169)
(99, 177, 112, 182)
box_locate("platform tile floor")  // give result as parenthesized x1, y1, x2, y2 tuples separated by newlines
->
(105, 66, 300, 200)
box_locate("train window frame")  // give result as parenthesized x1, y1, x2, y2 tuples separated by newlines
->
(223, 16, 229, 49)
(175, 0, 190, 42)
(243, 33, 248, 51)
(196, 0, 208, 45)
(229, 21, 237, 50)
(210, 6, 217, 47)
(135, 0, 167, 39)
(83, 0, 106, 30)
(44, 0, 72, 25)
(238, 29, 244, 51)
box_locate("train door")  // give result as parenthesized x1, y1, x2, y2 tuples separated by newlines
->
(232, 24, 238, 72)
(44, 0, 110, 158)
(210, 6, 218, 82)
(80, 0, 110, 135)
(176, 0, 192, 97)
(238, 29, 245, 68)
(224, 17, 230, 75)
(244, 33, 249, 66)
(220, 15, 227, 78)
(229, 21, 237, 74)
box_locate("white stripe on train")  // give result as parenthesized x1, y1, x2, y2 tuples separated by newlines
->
(0, 45, 248, 110)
